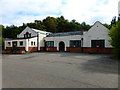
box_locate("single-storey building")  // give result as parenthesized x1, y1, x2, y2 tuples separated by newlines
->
(4, 21, 113, 53)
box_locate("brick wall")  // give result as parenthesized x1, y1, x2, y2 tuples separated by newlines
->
(17, 47, 25, 50)
(83, 47, 113, 54)
(28, 47, 37, 51)
(66, 47, 83, 52)
(45, 47, 57, 51)
(6, 47, 25, 51)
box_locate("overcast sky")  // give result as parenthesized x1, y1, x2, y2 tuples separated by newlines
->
(0, 0, 119, 26)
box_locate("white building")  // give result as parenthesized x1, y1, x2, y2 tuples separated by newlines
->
(4, 21, 113, 53)
(45, 21, 112, 53)
(4, 27, 51, 51)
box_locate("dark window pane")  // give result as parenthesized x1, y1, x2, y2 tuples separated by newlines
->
(91, 40, 105, 48)
(31, 41, 33, 46)
(8, 42, 11, 46)
(24, 32, 31, 38)
(45, 41, 54, 47)
(20, 41, 23, 46)
(70, 40, 81, 47)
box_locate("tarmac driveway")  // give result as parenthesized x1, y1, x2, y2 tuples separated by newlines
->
(2, 52, 119, 88)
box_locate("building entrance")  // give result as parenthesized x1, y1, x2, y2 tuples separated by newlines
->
(59, 41, 65, 51)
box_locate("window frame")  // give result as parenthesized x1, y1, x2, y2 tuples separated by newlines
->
(91, 40, 105, 48)
(31, 41, 33, 46)
(24, 32, 31, 38)
(70, 40, 81, 48)
(34, 42, 35, 46)
(7, 42, 11, 46)
(45, 41, 54, 47)
(19, 41, 23, 46)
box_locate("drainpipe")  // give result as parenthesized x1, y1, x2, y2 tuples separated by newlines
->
(81, 31, 83, 53)
(81, 38, 83, 53)
(44, 40, 46, 51)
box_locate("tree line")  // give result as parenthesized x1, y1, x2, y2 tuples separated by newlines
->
(1, 16, 111, 39)
(1, 15, 119, 59)
(0, 16, 96, 39)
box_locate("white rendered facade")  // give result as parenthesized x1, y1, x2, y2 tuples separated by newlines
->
(5, 27, 50, 51)
(45, 21, 112, 51)
(4, 21, 113, 53)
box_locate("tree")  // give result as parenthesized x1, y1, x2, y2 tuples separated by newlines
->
(2, 15, 92, 38)
(109, 20, 120, 59)
(0, 25, 4, 50)
(81, 22, 91, 31)
(43, 16, 57, 33)
(111, 16, 116, 26)
(103, 24, 111, 29)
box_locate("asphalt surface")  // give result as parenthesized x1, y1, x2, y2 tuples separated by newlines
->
(2, 52, 118, 88)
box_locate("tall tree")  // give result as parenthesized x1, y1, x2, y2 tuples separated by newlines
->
(56, 16, 70, 32)
(43, 16, 57, 33)
(109, 20, 120, 59)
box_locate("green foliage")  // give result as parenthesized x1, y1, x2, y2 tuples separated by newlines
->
(0, 37, 4, 50)
(109, 20, 120, 59)
(43, 16, 57, 33)
(3, 25, 27, 39)
(2, 15, 108, 39)
(0, 25, 4, 50)
(103, 24, 111, 29)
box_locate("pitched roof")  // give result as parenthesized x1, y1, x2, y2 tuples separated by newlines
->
(5, 36, 37, 40)
(88, 21, 109, 31)
(31, 28, 51, 35)
(47, 31, 83, 37)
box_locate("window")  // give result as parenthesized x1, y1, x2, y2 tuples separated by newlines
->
(91, 40, 105, 48)
(45, 41, 54, 47)
(70, 40, 81, 47)
(31, 41, 33, 46)
(8, 42, 11, 46)
(34, 42, 35, 46)
(20, 41, 23, 46)
(24, 32, 31, 38)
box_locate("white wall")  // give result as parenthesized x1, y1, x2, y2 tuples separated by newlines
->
(17, 27, 37, 38)
(5, 39, 26, 47)
(45, 35, 83, 51)
(17, 27, 47, 50)
(5, 38, 37, 51)
(38, 33, 46, 47)
(45, 21, 112, 50)
(5, 21, 112, 51)
(5, 41, 12, 48)
(5, 33, 47, 51)
(83, 21, 112, 48)
(28, 37, 37, 47)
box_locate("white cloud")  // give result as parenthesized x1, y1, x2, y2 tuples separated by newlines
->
(0, 0, 119, 26)
(61, 0, 118, 24)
